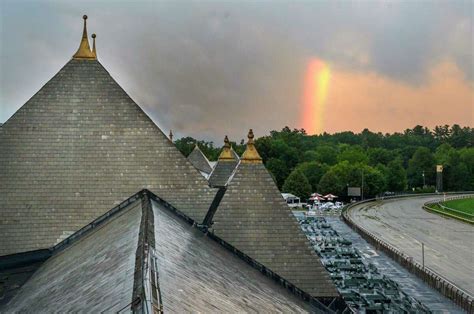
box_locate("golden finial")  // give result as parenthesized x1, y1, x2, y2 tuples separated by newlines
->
(169, 130, 173, 142)
(73, 15, 96, 60)
(241, 129, 262, 163)
(218, 135, 236, 161)
(91, 33, 97, 58)
(224, 135, 230, 148)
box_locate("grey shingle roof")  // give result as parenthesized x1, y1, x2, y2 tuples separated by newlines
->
(151, 199, 312, 312)
(211, 162, 339, 299)
(2, 190, 319, 312)
(0, 59, 217, 256)
(187, 145, 213, 174)
(4, 198, 143, 312)
(208, 160, 238, 187)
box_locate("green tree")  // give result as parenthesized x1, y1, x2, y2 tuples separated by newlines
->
(266, 158, 289, 189)
(435, 144, 471, 191)
(444, 162, 469, 191)
(302, 150, 319, 162)
(295, 161, 328, 192)
(174, 136, 219, 160)
(312, 145, 338, 165)
(270, 140, 299, 170)
(174, 136, 197, 157)
(407, 147, 436, 188)
(460, 148, 474, 190)
(254, 136, 273, 163)
(448, 124, 472, 148)
(386, 159, 407, 191)
(368, 147, 395, 166)
(282, 169, 312, 200)
(318, 161, 385, 197)
(434, 143, 456, 166)
(338, 146, 369, 164)
(318, 171, 345, 196)
(361, 128, 383, 148)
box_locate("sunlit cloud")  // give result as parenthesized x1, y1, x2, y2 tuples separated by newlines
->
(0, 1, 472, 142)
(321, 61, 473, 134)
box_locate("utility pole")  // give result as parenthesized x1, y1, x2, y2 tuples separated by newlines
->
(422, 170, 426, 188)
(361, 169, 364, 201)
(422, 242, 425, 269)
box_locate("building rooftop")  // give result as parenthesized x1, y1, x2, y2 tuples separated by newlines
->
(0, 16, 345, 311)
(208, 135, 239, 187)
(0, 18, 217, 255)
(2, 190, 320, 312)
(208, 130, 339, 300)
(186, 144, 213, 176)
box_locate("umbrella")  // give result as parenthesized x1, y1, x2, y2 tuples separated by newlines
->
(311, 192, 323, 197)
(324, 194, 338, 200)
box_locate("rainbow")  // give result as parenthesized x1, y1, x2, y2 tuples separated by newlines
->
(302, 59, 331, 135)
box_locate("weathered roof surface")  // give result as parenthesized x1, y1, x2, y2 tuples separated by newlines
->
(187, 145, 213, 174)
(211, 162, 339, 298)
(151, 200, 312, 312)
(208, 159, 239, 187)
(0, 58, 217, 255)
(2, 190, 323, 312)
(0, 250, 50, 306)
(4, 198, 142, 312)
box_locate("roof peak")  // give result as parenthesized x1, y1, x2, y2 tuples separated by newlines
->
(73, 15, 96, 60)
(218, 135, 236, 161)
(91, 33, 97, 58)
(241, 129, 262, 163)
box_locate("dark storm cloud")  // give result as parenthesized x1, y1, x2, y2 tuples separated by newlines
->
(1, 1, 472, 142)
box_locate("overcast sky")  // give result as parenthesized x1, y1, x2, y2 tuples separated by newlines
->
(0, 0, 472, 143)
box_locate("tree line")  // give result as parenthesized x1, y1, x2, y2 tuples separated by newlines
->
(175, 124, 473, 200)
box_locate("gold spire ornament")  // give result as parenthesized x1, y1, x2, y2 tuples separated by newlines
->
(169, 130, 173, 142)
(73, 15, 96, 60)
(241, 129, 262, 163)
(91, 33, 97, 58)
(218, 135, 236, 161)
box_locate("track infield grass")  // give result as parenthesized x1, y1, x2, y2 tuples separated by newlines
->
(427, 197, 474, 223)
(440, 198, 474, 215)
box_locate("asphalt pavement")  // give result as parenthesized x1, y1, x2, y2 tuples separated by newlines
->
(346, 195, 474, 297)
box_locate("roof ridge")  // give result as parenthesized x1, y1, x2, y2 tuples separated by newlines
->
(210, 161, 341, 301)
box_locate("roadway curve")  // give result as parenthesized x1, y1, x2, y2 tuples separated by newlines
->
(346, 195, 474, 297)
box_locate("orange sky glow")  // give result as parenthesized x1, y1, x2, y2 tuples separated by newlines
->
(301, 60, 473, 135)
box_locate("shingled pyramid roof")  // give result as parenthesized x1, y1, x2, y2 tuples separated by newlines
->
(3, 190, 317, 312)
(187, 144, 213, 175)
(208, 136, 239, 187)
(0, 18, 217, 256)
(209, 130, 339, 299)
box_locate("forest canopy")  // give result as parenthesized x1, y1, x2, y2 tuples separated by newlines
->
(175, 125, 473, 200)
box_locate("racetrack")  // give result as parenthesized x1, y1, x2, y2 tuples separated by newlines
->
(346, 195, 474, 297)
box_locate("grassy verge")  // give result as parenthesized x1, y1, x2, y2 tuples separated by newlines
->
(426, 197, 474, 224)
(440, 198, 474, 215)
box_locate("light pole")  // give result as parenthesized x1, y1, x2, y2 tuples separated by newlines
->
(422, 170, 425, 188)
(361, 169, 364, 200)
